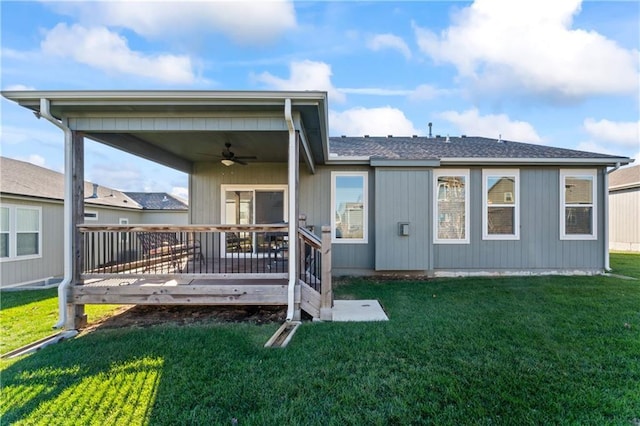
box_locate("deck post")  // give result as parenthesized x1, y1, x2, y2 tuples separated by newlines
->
(66, 130, 87, 329)
(320, 225, 333, 320)
(285, 99, 301, 321)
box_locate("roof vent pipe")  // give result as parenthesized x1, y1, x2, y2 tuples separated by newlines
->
(445, 135, 450, 143)
(497, 134, 503, 143)
(428, 122, 433, 138)
(91, 183, 99, 198)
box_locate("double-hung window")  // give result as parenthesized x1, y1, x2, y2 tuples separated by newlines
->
(1, 205, 42, 260)
(483, 169, 520, 240)
(433, 169, 469, 244)
(560, 169, 597, 240)
(331, 172, 368, 243)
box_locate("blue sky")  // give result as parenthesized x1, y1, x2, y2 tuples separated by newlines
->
(1, 0, 638, 200)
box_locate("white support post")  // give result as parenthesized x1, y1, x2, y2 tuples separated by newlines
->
(285, 99, 300, 321)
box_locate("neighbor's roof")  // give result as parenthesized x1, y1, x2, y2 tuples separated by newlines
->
(609, 165, 640, 191)
(0, 156, 141, 209)
(328, 136, 632, 166)
(124, 192, 188, 210)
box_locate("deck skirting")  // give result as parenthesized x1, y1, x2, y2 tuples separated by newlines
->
(72, 277, 289, 305)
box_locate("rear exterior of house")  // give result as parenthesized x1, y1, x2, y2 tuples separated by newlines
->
(192, 142, 611, 277)
(1, 90, 632, 328)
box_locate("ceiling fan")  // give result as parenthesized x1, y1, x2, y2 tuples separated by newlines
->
(219, 142, 256, 166)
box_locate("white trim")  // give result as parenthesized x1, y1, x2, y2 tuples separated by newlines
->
(220, 184, 289, 256)
(84, 210, 99, 221)
(560, 169, 597, 240)
(433, 169, 470, 244)
(482, 169, 520, 240)
(0, 204, 43, 261)
(331, 171, 368, 244)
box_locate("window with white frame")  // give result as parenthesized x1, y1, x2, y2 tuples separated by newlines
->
(331, 172, 368, 243)
(84, 210, 98, 221)
(0, 205, 42, 260)
(433, 169, 469, 244)
(560, 169, 597, 240)
(483, 169, 520, 240)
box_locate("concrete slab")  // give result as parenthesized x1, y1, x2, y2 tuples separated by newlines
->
(331, 299, 388, 322)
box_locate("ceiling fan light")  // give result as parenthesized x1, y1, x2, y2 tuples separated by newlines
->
(221, 159, 234, 166)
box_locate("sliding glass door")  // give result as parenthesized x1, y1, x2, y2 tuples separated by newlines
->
(222, 185, 287, 255)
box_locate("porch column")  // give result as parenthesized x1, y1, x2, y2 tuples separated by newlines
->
(285, 99, 300, 321)
(66, 130, 87, 329)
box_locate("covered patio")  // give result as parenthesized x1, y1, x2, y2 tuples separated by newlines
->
(2, 90, 334, 328)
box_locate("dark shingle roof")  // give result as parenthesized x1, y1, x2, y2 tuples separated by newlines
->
(124, 192, 188, 210)
(1, 156, 141, 208)
(329, 136, 628, 161)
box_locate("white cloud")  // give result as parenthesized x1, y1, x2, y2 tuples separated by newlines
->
(329, 107, 419, 136)
(367, 33, 411, 59)
(254, 60, 346, 103)
(414, 0, 639, 99)
(171, 187, 189, 202)
(41, 23, 197, 84)
(408, 84, 451, 101)
(437, 108, 542, 143)
(583, 118, 639, 148)
(16, 154, 46, 167)
(3, 84, 36, 91)
(48, 0, 296, 45)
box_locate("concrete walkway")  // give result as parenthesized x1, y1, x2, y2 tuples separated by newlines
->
(331, 299, 388, 322)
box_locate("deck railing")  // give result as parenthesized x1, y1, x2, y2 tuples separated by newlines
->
(79, 224, 290, 278)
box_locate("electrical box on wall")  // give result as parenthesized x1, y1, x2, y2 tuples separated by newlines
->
(398, 222, 409, 236)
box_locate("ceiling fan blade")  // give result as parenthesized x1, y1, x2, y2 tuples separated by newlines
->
(234, 156, 257, 160)
(234, 158, 249, 165)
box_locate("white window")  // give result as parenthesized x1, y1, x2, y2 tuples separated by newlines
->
(560, 169, 597, 240)
(220, 185, 288, 255)
(483, 169, 520, 240)
(0, 204, 42, 260)
(331, 172, 368, 243)
(433, 169, 470, 244)
(84, 211, 98, 221)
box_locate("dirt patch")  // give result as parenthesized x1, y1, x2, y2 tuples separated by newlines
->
(81, 305, 287, 335)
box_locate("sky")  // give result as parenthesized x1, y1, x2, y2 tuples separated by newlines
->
(1, 0, 639, 201)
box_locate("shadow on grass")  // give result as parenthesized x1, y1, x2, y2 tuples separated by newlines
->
(0, 288, 57, 310)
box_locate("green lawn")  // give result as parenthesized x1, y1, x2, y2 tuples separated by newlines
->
(0, 288, 121, 354)
(1, 253, 639, 425)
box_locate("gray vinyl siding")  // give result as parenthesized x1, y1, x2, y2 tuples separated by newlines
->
(190, 163, 376, 274)
(433, 167, 606, 272)
(374, 169, 431, 271)
(1, 198, 64, 287)
(609, 187, 640, 252)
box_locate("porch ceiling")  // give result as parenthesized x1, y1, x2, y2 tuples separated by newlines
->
(1, 90, 329, 174)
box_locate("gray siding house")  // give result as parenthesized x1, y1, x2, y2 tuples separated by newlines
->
(608, 165, 640, 252)
(1, 90, 632, 328)
(0, 157, 188, 288)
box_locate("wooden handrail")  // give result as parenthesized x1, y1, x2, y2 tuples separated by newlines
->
(78, 224, 289, 233)
(298, 227, 321, 248)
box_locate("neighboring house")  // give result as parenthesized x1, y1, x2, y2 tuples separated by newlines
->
(1, 90, 633, 326)
(0, 157, 188, 288)
(608, 165, 640, 252)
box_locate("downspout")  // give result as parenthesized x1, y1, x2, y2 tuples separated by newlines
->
(604, 162, 621, 272)
(39, 98, 73, 329)
(284, 98, 297, 321)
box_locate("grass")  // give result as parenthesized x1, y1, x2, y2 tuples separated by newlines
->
(0, 288, 121, 354)
(1, 253, 639, 425)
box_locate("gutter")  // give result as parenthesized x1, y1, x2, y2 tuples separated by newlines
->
(604, 162, 621, 272)
(39, 98, 73, 329)
(284, 98, 296, 321)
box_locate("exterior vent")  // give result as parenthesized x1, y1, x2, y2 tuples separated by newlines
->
(461, 134, 467, 138)
(412, 135, 418, 138)
(387, 135, 393, 138)
(445, 135, 450, 143)
(364, 135, 370, 138)
(497, 134, 503, 143)
(436, 134, 441, 138)
(341, 135, 346, 138)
